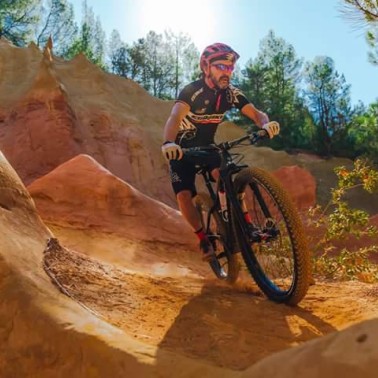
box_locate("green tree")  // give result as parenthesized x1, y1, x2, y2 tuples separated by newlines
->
(241, 57, 269, 112)
(303, 56, 353, 155)
(241, 30, 307, 150)
(125, 30, 198, 99)
(165, 30, 199, 98)
(144, 31, 174, 98)
(348, 101, 378, 161)
(0, 0, 39, 46)
(108, 29, 129, 77)
(127, 38, 148, 82)
(64, 0, 105, 68)
(35, 0, 77, 55)
(367, 27, 378, 65)
(340, 0, 378, 66)
(340, 0, 378, 22)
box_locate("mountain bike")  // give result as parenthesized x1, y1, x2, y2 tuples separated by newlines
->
(184, 127, 311, 305)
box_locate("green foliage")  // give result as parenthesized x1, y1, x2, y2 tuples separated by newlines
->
(313, 246, 378, 282)
(340, 0, 378, 66)
(303, 56, 353, 155)
(348, 101, 378, 162)
(309, 159, 378, 281)
(0, 0, 39, 46)
(340, 1, 378, 23)
(239, 30, 307, 150)
(108, 30, 129, 77)
(164, 31, 199, 98)
(143, 31, 175, 98)
(367, 28, 378, 65)
(107, 30, 199, 99)
(63, 1, 105, 68)
(35, 0, 77, 55)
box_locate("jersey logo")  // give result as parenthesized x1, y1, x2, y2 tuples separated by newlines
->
(189, 112, 224, 124)
(191, 87, 204, 102)
(170, 171, 182, 183)
(227, 86, 241, 104)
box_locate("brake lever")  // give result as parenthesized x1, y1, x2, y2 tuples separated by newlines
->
(249, 129, 268, 144)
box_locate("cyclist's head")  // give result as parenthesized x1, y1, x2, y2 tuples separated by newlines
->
(200, 43, 240, 73)
(200, 43, 239, 89)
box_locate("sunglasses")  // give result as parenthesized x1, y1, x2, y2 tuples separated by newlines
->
(211, 63, 235, 72)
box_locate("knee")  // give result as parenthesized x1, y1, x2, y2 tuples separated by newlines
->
(211, 168, 220, 181)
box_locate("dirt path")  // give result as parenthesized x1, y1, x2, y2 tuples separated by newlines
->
(44, 239, 378, 371)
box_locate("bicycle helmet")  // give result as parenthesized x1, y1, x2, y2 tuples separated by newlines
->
(200, 43, 240, 72)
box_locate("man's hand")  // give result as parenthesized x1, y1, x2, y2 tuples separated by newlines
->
(161, 141, 183, 161)
(262, 121, 280, 139)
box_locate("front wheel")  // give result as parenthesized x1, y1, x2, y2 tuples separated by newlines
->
(233, 168, 311, 305)
(195, 193, 240, 283)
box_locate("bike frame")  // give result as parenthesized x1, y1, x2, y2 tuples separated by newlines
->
(194, 133, 259, 255)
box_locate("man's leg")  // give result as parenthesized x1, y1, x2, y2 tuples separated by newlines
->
(210, 167, 220, 183)
(176, 190, 202, 231)
(176, 190, 215, 261)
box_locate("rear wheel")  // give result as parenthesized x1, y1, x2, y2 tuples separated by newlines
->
(195, 193, 240, 283)
(233, 168, 311, 305)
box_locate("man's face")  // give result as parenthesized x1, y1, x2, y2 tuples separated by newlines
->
(206, 60, 235, 89)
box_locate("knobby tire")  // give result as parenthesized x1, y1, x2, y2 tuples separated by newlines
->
(233, 167, 311, 305)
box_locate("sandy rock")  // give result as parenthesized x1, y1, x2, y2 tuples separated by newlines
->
(272, 165, 317, 211)
(243, 318, 378, 378)
(0, 41, 176, 207)
(27, 153, 196, 247)
(0, 148, 231, 378)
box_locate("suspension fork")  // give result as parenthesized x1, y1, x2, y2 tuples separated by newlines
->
(200, 171, 217, 202)
(218, 158, 245, 217)
(199, 171, 218, 235)
(249, 181, 272, 219)
(218, 167, 246, 253)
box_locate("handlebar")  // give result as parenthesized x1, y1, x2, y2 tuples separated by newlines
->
(220, 128, 268, 150)
(182, 128, 269, 155)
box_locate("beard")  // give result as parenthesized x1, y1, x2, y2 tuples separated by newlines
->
(209, 73, 230, 90)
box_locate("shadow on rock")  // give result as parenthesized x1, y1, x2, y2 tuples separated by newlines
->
(156, 280, 336, 371)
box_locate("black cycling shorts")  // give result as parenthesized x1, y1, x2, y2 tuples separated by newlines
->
(168, 151, 221, 196)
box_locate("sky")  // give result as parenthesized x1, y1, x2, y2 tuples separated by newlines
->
(70, 0, 378, 106)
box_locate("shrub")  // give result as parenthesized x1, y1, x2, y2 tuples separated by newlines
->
(308, 159, 378, 282)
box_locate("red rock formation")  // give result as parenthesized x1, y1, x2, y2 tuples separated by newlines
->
(0, 39, 176, 207)
(272, 165, 317, 211)
(28, 153, 196, 247)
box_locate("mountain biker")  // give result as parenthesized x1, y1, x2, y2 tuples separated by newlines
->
(162, 42, 280, 261)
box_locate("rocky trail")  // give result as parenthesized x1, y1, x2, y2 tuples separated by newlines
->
(44, 232, 378, 371)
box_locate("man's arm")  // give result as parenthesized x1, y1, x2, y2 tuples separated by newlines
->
(241, 103, 280, 139)
(240, 103, 269, 127)
(163, 101, 190, 142)
(161, 101, 190, 161)
(240, 103, 280, 139)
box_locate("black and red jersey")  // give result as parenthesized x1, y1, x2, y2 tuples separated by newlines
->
(175, 79, 250, 147)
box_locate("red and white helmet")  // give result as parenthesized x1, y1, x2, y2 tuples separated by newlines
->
(200, 43, 240, 72)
